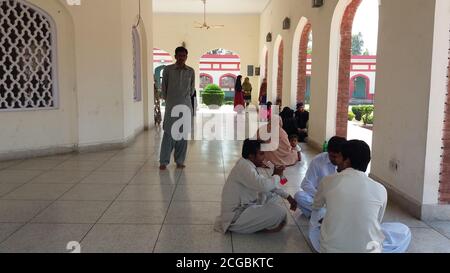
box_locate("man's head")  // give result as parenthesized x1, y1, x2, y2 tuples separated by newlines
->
(327, 136, 347, 168)
(242, 139, 265, 167)
(296, 102, 305, 112)
(289, 135, 299, 148)
(175, 47, 188, 66)
(340, 140, 371, 172)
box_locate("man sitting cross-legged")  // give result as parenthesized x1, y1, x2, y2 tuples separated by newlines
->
(215, 139, 297, 234)
(294, 136, 347, 218)
(309, 140, 412, 253)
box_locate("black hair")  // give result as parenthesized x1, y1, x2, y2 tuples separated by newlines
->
(327, 136, 347, 153)
(296, 102, 304, 109)
(289, 135, 299, 141)
(266, 101, 272, 107)
(242, 139, 263, 159)
(341, 140, 371, 172)
(235, 75, 243, 91)
(175, 47, 188, 55)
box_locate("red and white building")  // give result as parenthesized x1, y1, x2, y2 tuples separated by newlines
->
(199, 54, 241, 91)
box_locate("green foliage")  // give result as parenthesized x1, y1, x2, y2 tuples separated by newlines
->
(352, 106, 363, 121)
(204, 84, 222, 92)
(352, 105, 374, 124)
(352, 32, 365, 56)
(202, 84, 225, 106)
(363, 113, 374, 125)
(348, 112, 355, 121)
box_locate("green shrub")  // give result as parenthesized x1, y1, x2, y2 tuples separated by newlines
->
(202, 84, 225, 106)
(352, 106, 363, 121)
(363, 113, 374, 125)
(224, 101, 234, 105)
(361, 106, 374, 125)
(348, 112, 355, 121)
(352, 105, 374, 122)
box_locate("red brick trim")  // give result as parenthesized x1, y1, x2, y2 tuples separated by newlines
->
(277, 40, 284, 104)
(336, 0, 363, 137)
(439, 31, 450, 204)
(297, 22, 312, 102)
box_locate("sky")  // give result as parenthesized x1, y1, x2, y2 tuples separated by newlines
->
(352, 0, 379, 55)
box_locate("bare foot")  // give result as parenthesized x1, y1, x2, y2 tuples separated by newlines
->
(159, 165, 167, 170)
(176, 164, 186, 169)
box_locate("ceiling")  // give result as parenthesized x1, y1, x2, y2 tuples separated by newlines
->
(153, 0, 271, 14)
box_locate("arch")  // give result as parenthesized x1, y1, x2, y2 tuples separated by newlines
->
(154, 65, 166, 91)
(219, 73, 237, 90)
(199, 73, 213, 89)
(153, 48, 173, 73)
(291, 17, 311, 107)
(349, 74, 370, 100)
(272, 35, 283, 104)
(327, 0, 363, 138)
(261, 45, 268, 80)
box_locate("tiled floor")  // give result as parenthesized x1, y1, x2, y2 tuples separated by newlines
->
(0, 117, 450, 253)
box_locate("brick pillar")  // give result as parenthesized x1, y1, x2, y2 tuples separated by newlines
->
(297, 22, 312, 103)
(336, 0, 362, 137)
(265, 51, 268, 82)
(277, 40, 284, 105)
(439, 31, 450, 204)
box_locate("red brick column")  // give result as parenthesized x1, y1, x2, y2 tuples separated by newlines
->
(439, 34, 450, 204)
(336, 0, 362, 137)
(265, 51, 268, 82)
(297, 22, 312, 103)
(277, 40, 284, 104)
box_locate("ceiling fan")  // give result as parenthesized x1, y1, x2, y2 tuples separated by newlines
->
(194, 0, 225, 30)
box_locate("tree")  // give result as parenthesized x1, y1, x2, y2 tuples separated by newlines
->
(352, 32, 365, 55)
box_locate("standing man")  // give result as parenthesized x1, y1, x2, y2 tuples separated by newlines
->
(159, 47, 195, 170)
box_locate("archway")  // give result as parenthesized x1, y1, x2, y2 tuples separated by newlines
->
(328, 0, 379, 139)
(153, 48, 173, 90)
(199, 48, 241, 105)
(291, 17, 312, 108)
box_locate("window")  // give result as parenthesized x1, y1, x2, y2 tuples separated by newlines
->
(0, 0, 57, 111)
(132, 27, 142, 102)
(220, 75, 236, 91)
(200, 74, 213, 89)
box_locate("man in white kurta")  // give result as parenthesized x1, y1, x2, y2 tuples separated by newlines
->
(309, 140, 411, 253)
(294, 136, 347, 218)
(215, 140, 297, 234)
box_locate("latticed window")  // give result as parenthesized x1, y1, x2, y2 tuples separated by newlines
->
(132, 27, 142, 102)
(0, 0, 57, 111)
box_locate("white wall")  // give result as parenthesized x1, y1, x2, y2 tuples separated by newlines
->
(66, 0, 125, 147)
(0, 0, 154, 158)
(371, 0, 437, 204)
(0, 0, 78, 156)
(423, 0, 450, 204)
(153, 13, 260, 104)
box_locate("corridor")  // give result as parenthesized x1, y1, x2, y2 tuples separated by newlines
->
(0, 118, 449, 253)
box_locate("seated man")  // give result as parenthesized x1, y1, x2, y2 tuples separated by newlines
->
(295, 102, 309, 142)
(309, 140, 412, 253)
(294, 136, 347, 218)
(215, 139, 297, 234)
